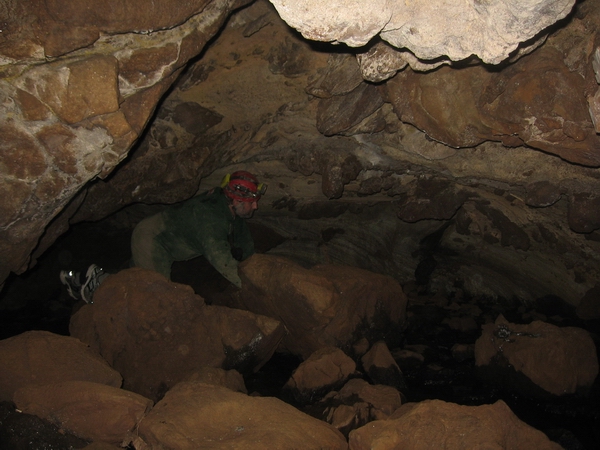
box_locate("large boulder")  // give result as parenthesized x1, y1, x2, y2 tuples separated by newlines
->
(137, 381, 348, 449)
(237, 254, 407, 358)
(321, 378, 404, 437)
(70, 267, 285, 401)
(474, 315, 599, 397)
(348, 399, 562, 449)
(0, 330, 122, 402)
(13, 381, 152, 446)
(361, 340, 407, 392)
(283, 346, 357, 404)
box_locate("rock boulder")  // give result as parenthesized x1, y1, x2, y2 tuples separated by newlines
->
(474, 314, 599, 397)
(0, 330, 122, 402)
(348, 399, 562, 449)
(13, 381, 152, 446)
(137, 381, 348, 449)
(70, 267, 285, 401)
(237, 254, 407, 358)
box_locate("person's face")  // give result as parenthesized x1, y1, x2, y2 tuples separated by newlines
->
(232, 199, 258, 219)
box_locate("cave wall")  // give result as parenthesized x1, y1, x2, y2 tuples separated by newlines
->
(0, 0, 253, 284)
(1, 0, 600, 309)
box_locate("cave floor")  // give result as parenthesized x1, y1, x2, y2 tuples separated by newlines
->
(0, 221, 599, 449)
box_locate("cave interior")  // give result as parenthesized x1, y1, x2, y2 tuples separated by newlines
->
(1, 0, 600, 448)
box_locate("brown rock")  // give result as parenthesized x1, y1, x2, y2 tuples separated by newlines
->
(267, 35, 312, 78)
(349, 399, 562, 449)
(36, 123, 80, 175)
(9, 0, 240, 58)
(395, 178, 471, 222)
(185, 366, 247, 394)
(576, 283, 600, 320)
(315, 378, 402, 437)
(137, 382, 348, 449)
(361, 341, 407, 392)
(0, 330, 122, 402)
(284, 347, 357, 403)
(69, 267, 285, 402)
(327, 403, 371, 437)
(568, 192, 600, 233)
(0, 124, 46, 180)
(16, 89, 52, 121)
(384, 64, 494, 147)
(238, 254, 407, 358)
(525, 181, 562, 207)
(317, 82, 384, 136)
(13, 380, 152, 445)
(118, 44, 180, 87)
(479, 46, 600, 166)
(383, 44, 600, 167)
(80, 443, 123, 450)
(336, 378, 403, 419)
(17, 56, 120, 124)
(474, 315, 599, 396)
(307, 54, 363, 98)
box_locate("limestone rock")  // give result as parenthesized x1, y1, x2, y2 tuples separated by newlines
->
(69, 268, 285, 401)
(137, 381, 348, 449)
(270, 0, 575, 65)
(356, 42, 408, 83)
(13, 381, 152, 446)
(348, 399, 563, 449)
(361, 341, 407, 392)
(0, 0, 252, 290)
(284, 346, 357, 403)
(238, 254, 407, 358)
(474, 315, 599, 397)
(0, 330, 122, 402)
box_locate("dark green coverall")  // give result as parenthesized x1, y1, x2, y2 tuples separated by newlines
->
(131, 188, 254, 288)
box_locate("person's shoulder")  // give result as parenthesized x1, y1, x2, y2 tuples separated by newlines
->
(188, 188, 222, 203)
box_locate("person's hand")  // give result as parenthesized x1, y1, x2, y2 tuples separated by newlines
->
(231, 247, 243, 261)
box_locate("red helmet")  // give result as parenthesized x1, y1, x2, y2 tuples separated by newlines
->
(222, 171, 266, 202)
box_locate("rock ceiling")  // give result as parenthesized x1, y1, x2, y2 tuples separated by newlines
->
(1, 0, 600, 310)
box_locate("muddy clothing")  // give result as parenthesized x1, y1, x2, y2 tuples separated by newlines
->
(131, 188, 254, 288)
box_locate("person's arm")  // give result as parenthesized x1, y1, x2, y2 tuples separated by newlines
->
(202, 234, 243, 288)
(233, 219, 255, 260)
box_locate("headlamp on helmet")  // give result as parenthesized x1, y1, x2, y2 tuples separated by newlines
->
(221, 171, 267, 202)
